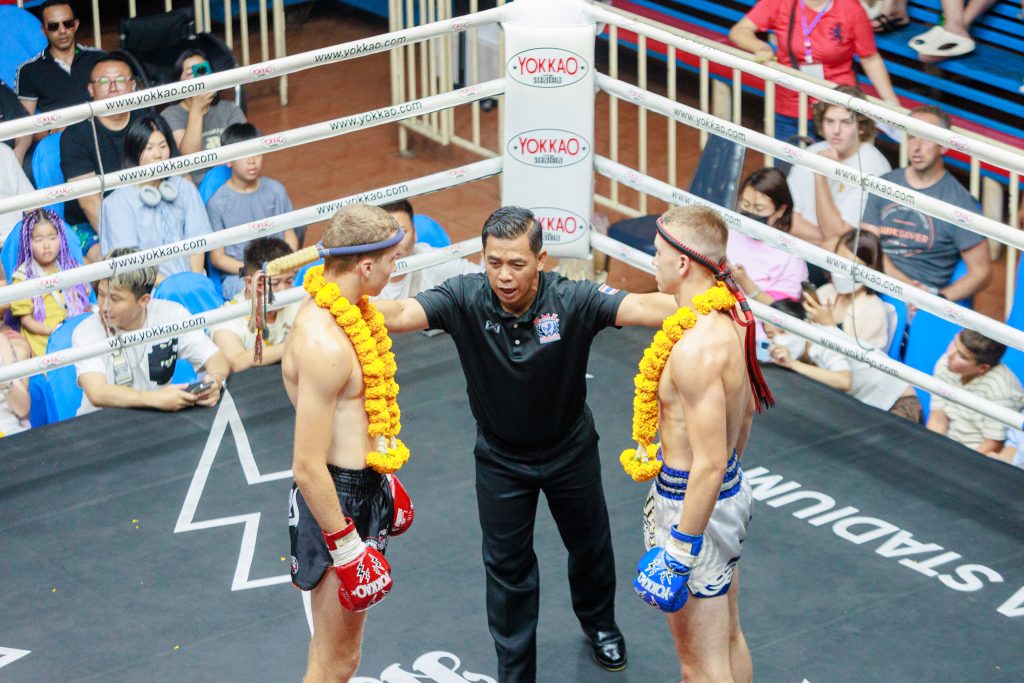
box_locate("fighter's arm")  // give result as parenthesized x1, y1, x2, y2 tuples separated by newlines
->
(374, 298, 430, 333)
(734, 393, 755, 459)
(671, 338, 731, 536)
(290, 325, 352, 535)
(614, 292, 678, 328)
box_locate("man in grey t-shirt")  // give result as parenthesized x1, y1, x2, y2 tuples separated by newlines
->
(861, 106, 989, 301)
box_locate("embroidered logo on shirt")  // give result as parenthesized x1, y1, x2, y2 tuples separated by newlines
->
(484, 320, 502, 334)
(533, 313, 561, 343)
(598, 284, 620, 295)
(829, 24, 843, 43)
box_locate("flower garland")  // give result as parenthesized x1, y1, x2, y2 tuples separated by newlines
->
(303, 265, 410, 474)
(620, 282, 737, 482)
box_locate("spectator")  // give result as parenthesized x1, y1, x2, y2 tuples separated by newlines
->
(990, 420, 1024, 470)
(860, 105, 990, 301)
(867, 0, 910, 33)
(7, 208, 90, 357)
(100, 114, 212, 282)
(0, 327, 31, 437)
(60, 53, 145, 261)
(73, 247, 229, 415)
(927, 330, 1024, 451)
(159, 48, 246, 182)
(206, 123, 300, 299)
(14, 1, 106, 118)
(729, 0, 901, 143)
(0, 79, 31, 164)
(374, 199, 482, 300)
(765, 297, 922, 420)
(209, 237, 299, 373)
(0, 142, 33, 241)
(909, 0, 999, 60)
(728, 168, 809, 307)
(787, 85, 892, 249)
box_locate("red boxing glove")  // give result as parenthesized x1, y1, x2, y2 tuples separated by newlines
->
(387, 473, 414, 536)
(323, 518, 392, 612)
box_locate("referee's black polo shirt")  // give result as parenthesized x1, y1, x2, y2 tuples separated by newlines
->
(14, 45, 107, 113)
(415, 271, 628, 455)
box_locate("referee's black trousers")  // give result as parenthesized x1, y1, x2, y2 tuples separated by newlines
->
(474, 427, 618, 683)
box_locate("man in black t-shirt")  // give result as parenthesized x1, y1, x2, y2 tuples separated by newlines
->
(60, 53, 143, 261)
(377, 206, 676, 682)
(0, 80, 30, 164)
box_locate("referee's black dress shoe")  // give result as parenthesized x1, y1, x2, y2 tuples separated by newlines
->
(588, 626, 627, 671)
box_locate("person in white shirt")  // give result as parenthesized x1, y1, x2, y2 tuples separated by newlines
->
(0, 142, 33, 245)
(787, 85, 892, 250)
(209, 237, 301, 373)
(373, 200, 481, 301)
(72, 247, 230, 415)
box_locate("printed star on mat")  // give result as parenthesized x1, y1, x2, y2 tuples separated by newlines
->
(0, 647, 30, 671)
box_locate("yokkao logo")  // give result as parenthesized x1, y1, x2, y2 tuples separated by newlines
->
(249, 64, 275, 78)
(531, 207, 588, 245)
(508, 48, 587, 88)
(782, 145, 803, 162)
(951, 207, 975, 226)
(449, 19, 470, 31)
(260, 134, 287, 149)
(446, 167, 470, 179)
(508, 129, 590, 168)
(249, 218, 275, 234)
(38, 352, 65, 371)
(45, 185, 73, 200)
(38, 272, 64, 289)
(947, 135, 969, 153)
(33, 112, 62, 128)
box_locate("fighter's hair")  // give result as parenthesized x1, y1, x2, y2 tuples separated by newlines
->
(658, 205, 728, 263)
(322, 203, 400, 272)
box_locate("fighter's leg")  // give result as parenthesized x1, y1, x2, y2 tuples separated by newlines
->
(303, 569, 369, 683)
(665, 593, 734, 683)
(727, 566, 752, 683)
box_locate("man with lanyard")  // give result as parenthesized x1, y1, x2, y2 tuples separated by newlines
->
(376, 206, 677, 682)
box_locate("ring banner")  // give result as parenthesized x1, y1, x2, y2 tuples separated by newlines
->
(501, 0, 596, 257)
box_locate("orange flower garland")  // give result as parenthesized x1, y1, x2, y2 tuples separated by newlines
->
(304, 265, 409, 474)
(620, 282, 737, 481)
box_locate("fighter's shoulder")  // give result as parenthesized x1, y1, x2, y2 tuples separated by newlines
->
(670, 319, 733, 369)
(290, 301, 354, 358)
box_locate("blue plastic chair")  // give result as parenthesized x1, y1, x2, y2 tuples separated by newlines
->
(1005, 258, 1024, 331)
(2, 218, 85, 284)
(413, 214, 451, 247)
(0, 6, 47, 88)
(153, 272, 223, 315)
(880, 294, 909, 360)
(903, 310, 962, 420)
(198, 165, 232, 203)
(45, 312, 91, 422)
(295, 258, 324, 287)
(27, 374, 59, 428)
(30, 132, 66, 220)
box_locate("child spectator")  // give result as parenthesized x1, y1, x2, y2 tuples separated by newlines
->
(928, 330, 1024, 451)
(8, 208, 90, 356)
(206, 123, 300, 299)
(209, 237, 300, 372)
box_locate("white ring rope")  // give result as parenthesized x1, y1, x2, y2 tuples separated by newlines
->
(595, 156, 1024, 352)
(0, 6, 506, 142)
(0, 158, 502, 306)
(0, 81, 505, 219)
(597, 74, 1024, 252)
(589, 3, 1024, 176)
(0, 236, 484, 385)
(590, 232, 1024, 431)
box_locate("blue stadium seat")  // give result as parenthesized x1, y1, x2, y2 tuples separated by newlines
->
(1004, 257, 1024, 331)
(2, 218, 85, 283)
(1001, 347, 1024, 388)
(45, 312, 91, 422)
(0, 5, 47, 88)
(902, 310, 962, 419)
(30, 132, 67, 220)
(413, 214, 451, 247)
(198, 165, 232, 203)
(880, 294, 908, 360)
(153, 272, 223, 315)
(295, 258, 324, 287)
(28, 374, 59, 428)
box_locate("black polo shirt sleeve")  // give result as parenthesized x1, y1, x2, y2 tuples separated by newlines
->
(414, 274, 478, 336)
(60, 122, 97, 179)
(0, 81, 28, 149)
(569, 280, 628, 335)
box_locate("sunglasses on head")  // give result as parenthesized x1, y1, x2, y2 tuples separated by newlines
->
(46, 19, 76, 31)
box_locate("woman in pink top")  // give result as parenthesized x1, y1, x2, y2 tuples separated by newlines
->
(729, 168, 809, 306)
(730, 0, 900, 143)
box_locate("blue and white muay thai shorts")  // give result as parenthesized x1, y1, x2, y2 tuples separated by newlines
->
(642, 450, 753, 598)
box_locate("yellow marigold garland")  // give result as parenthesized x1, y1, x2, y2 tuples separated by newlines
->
(303, 265, 410, 474)
(620, 282, 737, 482)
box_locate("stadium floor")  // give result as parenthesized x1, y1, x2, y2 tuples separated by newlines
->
(2, 326, 1022, 682)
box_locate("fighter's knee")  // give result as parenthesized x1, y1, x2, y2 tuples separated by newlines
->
(329, 649, 362, 681)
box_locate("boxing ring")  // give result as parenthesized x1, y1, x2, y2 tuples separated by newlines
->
(1, 0, 1023, 680)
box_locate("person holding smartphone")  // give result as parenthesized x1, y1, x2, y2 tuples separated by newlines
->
(159, 48, 247, 182)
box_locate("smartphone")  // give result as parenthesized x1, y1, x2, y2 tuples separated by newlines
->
(185, 380, 213, 394)
(191, 61, 212, 78)
(801, 281, 820, 304)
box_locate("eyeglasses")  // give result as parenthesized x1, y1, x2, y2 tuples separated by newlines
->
(46, 19, 76, 32)
(91, 76, 135, 90)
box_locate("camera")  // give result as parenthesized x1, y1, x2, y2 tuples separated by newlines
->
(191, 61, 212, 78)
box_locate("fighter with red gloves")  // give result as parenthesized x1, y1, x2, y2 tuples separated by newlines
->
(278, 204, 415, 682)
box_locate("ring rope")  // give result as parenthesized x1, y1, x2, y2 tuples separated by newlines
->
(0, 6, 506, 142)
(589, 3, 1024, 176)
(0, 81, 505, 219)
(597, 74, 1024, 252)
(0, 158, 501, 307)
(595, 157, 1024, 353)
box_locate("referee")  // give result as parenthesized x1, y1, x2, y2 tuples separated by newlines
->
(377, 206, 675, 682)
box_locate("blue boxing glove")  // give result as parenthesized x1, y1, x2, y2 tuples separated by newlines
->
(633, 526, 703, 613)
